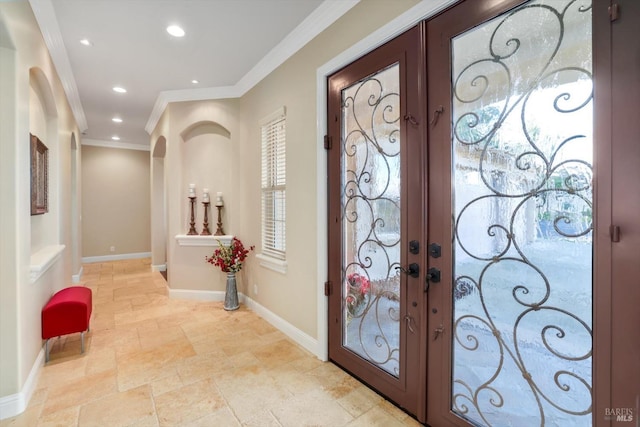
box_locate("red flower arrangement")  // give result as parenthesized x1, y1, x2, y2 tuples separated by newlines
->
(345, 272, 371, 316)
(205, 237, 254, 273)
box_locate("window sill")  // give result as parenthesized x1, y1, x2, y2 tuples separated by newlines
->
(30, 244, 65, 284)
(174, 234, 233, 247)
(256, 253, 287, 274)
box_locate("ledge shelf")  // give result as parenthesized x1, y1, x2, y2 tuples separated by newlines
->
(174, 234, 233, 247)
(30, 244, 66, 284)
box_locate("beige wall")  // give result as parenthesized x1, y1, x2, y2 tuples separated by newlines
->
(0, 0, 81, 406)
(150, 0, 421, 342)
(236, 0, 421, 338)
(81, 145, 150, 257)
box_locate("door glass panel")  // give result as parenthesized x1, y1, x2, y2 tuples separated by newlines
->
(341, 63, 401, 377)
(451, 1, 592, 425)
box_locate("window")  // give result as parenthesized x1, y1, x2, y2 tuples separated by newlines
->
(260, 108, 286, 266)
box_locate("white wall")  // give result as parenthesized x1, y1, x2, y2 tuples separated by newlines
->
(0, 2, 81, 417)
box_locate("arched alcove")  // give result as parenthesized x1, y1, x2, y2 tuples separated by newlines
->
(151, 136, 167, 272)
(179, 120, 233, 235)
(29, 67, 59, 256)
(70, 133, 81, 281)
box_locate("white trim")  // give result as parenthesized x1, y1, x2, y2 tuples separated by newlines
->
(82, 138, 150, 152)
(0, 349, 44, 420)
(168, 289, 320, 358)
(30, 244, 65, 284)
(71, 266, 83, 283)
(81, 252, 151, 264)
(259, 106, 286, 126)
(151, 264, 167, 272)
(314, 0, 459, 362)
(255, 253, 288, 275)
(168, 288, 226, 302)
(28, 0, 88, 131)
(144, 0, 360, 135)
(174, 234, 233, 247)
(243, 295, 319, 358)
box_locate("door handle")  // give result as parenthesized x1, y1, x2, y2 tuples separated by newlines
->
(424, 267, 441, 293)
(396, 263, 419, 278)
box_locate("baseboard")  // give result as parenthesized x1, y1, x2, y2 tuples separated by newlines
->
(0, 348, 44, 420)
(168, 288, 225, 301)
(71, 266, 83, 283)
(82, 252, 152, 263)
(242, 295, 320, 358)
(151, 264, 167, 272)
(168, 289, 321, 358)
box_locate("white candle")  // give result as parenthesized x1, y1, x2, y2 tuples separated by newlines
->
(188, 183, 196, 197)
(203, 188, 210, 203)
(215, 192, 224, 207)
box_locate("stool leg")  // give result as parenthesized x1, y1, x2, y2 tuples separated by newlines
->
(81, 331, 85, 354)
(45, 339, 50, 363)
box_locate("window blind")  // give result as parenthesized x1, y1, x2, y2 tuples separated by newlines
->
(261, 111, 286, 260)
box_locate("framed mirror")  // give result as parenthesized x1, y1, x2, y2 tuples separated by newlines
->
(30, 133, 48, 215)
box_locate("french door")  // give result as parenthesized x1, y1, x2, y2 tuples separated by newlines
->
(329, 0, 637, 426)
(327, 26, 428, 420)
(426, 0, 595, 425)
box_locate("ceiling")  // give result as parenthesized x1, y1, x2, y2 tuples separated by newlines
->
(29, 0, 359, 147)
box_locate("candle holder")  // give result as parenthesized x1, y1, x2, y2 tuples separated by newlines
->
(214, 203, 225, 236)
(187, 196, 198, 235)
(201, 201, 212, 235)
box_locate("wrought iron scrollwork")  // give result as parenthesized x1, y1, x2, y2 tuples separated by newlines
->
(341, 64, 401, 377)
(451, 1, 593, 425)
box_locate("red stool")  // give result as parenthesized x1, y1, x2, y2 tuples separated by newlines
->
(41, 286, 92, 362)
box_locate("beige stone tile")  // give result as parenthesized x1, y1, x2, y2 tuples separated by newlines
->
(337, 384, 383, 418)
(176, 350, 234, 385)
(271, 389, 355, 427)
(183, 407, 241, 427)
(251, 339, 307, 369)
(138, 325, 186, 350)
(0, 404, 42, 427)
(43, 370, 118, 413)
(78, 385, 155, 427)
(153, 378, 225, 426)
(150, 373, 184, 397)
(85, 347, 117, 376)
(241, 410, 283, 427)
(5, 258, 417, 427)
(345, 406, 408, 427)
(38, 355, 89, 388)
(35, 405, 79, 427)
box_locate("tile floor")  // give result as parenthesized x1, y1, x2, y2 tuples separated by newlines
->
(1, 259, 421, 426)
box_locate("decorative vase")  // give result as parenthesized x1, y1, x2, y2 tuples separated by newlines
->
(224, 271, 239, 311)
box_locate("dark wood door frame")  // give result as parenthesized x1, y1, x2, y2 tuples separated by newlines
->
(327, 25, 428, 422)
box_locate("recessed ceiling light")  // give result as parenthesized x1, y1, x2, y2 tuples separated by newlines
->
(191, 79, 199, 84)
(111, 136, 120, 141)
(166, 25, 185, 37)
(112, 86, 127, 94)
(79, 38, 93, 46)
(112, 117, 123, 123)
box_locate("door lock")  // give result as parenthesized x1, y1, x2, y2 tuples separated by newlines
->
(396, 263, 419, 278)
(424, 267, 441, 292)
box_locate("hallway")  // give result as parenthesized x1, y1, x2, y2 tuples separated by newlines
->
(1, 259, 419, 426)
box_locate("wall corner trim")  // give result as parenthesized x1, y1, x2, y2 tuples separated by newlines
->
(0, 349, 44, 420)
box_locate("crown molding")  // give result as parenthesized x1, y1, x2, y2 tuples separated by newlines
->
(144, 85, 239, 134)
(144, 0, 360, 135)
(82, 138, 150, 152)
(29, 0, 88, 131)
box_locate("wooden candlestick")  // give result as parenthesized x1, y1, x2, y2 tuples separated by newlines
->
(187, 196, 198, 235)
(201, 202, 212, 235)
(214, 204, 225, 236)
